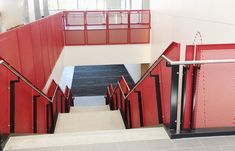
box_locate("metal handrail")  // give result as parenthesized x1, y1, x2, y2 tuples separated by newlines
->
(162, 55, 235, 65)
(117, 82, 126, 98)
(0, 59, 54, 103)
(125, 57, 163, 98)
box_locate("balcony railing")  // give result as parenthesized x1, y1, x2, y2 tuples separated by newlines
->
(106, 42, 235, 138)
(63, 10, 151, 45)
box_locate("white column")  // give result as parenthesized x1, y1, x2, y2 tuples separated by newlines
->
(43, 0, 49, 16)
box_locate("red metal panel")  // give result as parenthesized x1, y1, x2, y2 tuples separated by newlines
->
(128, 92, 140, 128)
(138, 75, 159, 126)
(109, 29, 128, 44)
(15, 82, 33, 133)
(87, 30, 106, 45)
(130, 28, 149, 43)
(0, 67, 10, 134)
(63, 10, 150, 45)
(16, 24, 36, 84)
(39, 19, 52, 80)
(46, 17, 56, 69)
(65, 30, 85, 45)
(193, 46, 235, 128)
(0, 30, 22, 72)
(159, 43, 180, 124)
(37, 97, 47, 133)
(30, 22, 46, 89)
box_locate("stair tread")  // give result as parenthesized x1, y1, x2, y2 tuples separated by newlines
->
(70, 105, 110, 112)
(54, 110, 125, 133)
(4, 127, 169, 150)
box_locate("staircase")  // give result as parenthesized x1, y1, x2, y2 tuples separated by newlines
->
(54, 106, 125, 133)
(3, 97, 169, 151)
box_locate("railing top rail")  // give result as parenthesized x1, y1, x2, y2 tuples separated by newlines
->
(117, 82, 126, 98)
(0, 59, 55, 103)
(162, 55, 235, 65)
(125, 58, 163, 98)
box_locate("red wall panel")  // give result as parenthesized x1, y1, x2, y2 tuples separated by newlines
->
(15, 82, 33, 133)
(46, 18, 56, 69)
(30, 22, 46, 89)
(139, 75, 159, 126)
(16, 24, 36, 84)
(129, 93, 140, 128)
(0, 30, 22, 72)
(37, 98, 47, 133)
(39, 19, 52, 81)
(0, 67, 10, 134)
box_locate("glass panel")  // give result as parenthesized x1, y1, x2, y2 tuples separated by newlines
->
(48, 0, 58, 10)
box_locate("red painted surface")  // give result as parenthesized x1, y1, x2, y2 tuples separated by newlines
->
(0, 67, 10, 134)
(184, 44, 235, 129)
(37, 98, 47, 133)
(0, 12, 65, 134)
(15, 82, 33, 133)
(16, 24, 36, 84)
(63, 10, 150, 45)
(128, 92, 140, 128)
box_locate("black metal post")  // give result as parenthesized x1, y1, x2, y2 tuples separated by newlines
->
(115, 93, 118, 110)
(150, 73, 163, 124)
(190, 65, 199, 129)
(60, 96, 63, 113)
(55, 91, 58, 114)
(134, 90, 144, 127)
(33, 95, 40, 133)
(120, 90, 123, 110)
(170, 65, 179, 130)
(50, 103, 54, 133)
(46, 104, 50, 133)
(9, 78, 20, 133)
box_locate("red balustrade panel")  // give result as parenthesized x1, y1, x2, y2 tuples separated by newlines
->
(138, 75, 159, 126)
(128, 92, 140, 128)
(16, 24, 36, 84)
(160, 43, 180, 124)
(15, 82, 33, 133)
(184, 44, 235, 129)
(0, 67, 10, 134)
(37, 97, 47, 133)
(63, 10, 150, 45)
(39, 19, 52, 81)
(87, 30, 107, 45)
(30, 22, 46, 89)
(65, 30, 85, 45)
(108, 11, 128, 44)
(50, 16, 59, 63)
(46, 17, 56, 69)
(119, 76, 130, 94)
(47, 81, 58, 119)
(0, 29, 21, 72)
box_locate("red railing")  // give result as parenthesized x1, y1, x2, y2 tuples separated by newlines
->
(0, 12, 69, 138)
(106, 42, 181, 129)
(63, 10, 151, 45)
(183, 44, 235, 130)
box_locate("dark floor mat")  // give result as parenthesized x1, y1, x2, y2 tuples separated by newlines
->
(71, 64, 136, 96)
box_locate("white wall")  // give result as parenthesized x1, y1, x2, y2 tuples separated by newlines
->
(124, 64, 141, 83)
(150, 0, 235, 62)
(0, 0, 27, 31)
(63, 45, 151, 66)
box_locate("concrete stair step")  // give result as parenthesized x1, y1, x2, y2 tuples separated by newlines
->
(4, 127, 169, 151)
(54, 110, 125, 133)
(70, 105, 110, 112)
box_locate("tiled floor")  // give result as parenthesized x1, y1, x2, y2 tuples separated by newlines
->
(5, 135, 235, 151)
